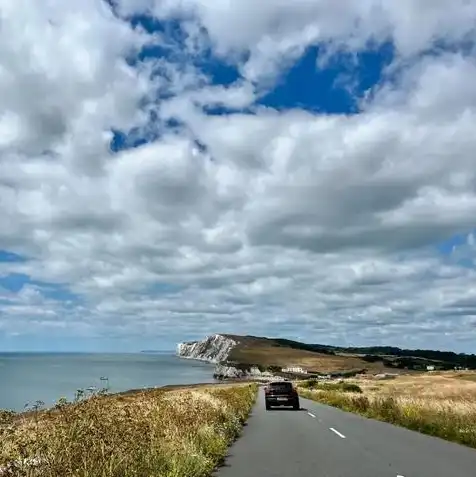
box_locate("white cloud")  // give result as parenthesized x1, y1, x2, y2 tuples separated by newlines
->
(0, 0, 476, 351)
(132, 0, 476, 84)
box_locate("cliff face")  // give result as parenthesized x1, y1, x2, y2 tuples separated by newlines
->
(176, 333, 281, 381)
(176, 334, 238, 364)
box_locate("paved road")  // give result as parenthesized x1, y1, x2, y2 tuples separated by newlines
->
(215, 388, 476, 477)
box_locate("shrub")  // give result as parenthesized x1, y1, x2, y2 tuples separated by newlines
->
(340, 383, 363, 393)
(299, 381, 362, 393)
(0, 410, 16, 426)
(299, 379, 319, 389)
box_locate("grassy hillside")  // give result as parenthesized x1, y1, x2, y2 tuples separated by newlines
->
(221, 334, 476, 372)
(220, 335, 388, 374)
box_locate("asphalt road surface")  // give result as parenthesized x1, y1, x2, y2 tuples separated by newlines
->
(215, 388, 476, 477)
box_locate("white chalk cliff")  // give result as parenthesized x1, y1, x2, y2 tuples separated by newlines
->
(176, 334, 238, 364)
(177, 333, 280, 380)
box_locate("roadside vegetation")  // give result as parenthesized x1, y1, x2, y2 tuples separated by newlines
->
(297, 372, 476, 448)
(0, 383, 258, 477)
(299, 380, 363, 393)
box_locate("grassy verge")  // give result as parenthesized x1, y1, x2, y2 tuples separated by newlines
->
(0, 383, 258, 476)
(297, 374, 476, 448)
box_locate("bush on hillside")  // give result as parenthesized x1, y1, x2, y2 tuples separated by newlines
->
(299, 380, 362, 393)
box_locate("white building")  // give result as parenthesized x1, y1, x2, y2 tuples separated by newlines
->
(281, 366, 308, 374)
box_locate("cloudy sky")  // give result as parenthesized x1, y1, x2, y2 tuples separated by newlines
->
(1, 1, 476, 353)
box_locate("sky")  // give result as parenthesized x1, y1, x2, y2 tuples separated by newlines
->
(1, 0, 476, 353)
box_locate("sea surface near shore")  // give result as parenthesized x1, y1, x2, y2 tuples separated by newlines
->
(0, 351, 215, 412)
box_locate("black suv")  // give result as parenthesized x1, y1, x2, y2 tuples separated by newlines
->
(264, 381, 300, 410)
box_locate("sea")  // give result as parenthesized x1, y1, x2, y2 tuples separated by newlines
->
(0, 352, 216, 412)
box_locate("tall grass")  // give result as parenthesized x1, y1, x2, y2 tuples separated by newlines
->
(299, 379, 362, 393)
(0, 383, 258, 477)
(297, 374, 476, 448)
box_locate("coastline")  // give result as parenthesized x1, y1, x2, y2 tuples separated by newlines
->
(0, 351, 216, 414)
(2, 341, 267, 416)
(1, 377, 261, 421)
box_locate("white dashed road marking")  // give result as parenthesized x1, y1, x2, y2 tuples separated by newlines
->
(307, 412, 316, 418)
(329, 427, 346, 439)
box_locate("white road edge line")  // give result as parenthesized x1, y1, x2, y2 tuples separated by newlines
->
(307, 412, 316, 418)
(329, 427, 346, 439)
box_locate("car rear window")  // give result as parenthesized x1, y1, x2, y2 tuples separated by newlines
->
(270, 382, 293, 390)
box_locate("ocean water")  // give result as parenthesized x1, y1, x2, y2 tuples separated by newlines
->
(0, 352, 216, 412)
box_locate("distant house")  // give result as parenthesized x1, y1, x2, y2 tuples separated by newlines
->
(281, 366, 308, 374)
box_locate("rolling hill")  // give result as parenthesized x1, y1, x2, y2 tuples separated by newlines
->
(220, 334, 476, 372)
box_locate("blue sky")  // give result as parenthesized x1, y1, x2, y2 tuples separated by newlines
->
(1, 1, 476, 353)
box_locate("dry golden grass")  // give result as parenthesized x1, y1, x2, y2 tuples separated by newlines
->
(0, 383, 258, 477)
(354, 371, 476, 401)
(297, 372, 476, 447)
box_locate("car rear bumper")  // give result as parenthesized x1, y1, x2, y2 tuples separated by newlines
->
(265, 396, 298, 406)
